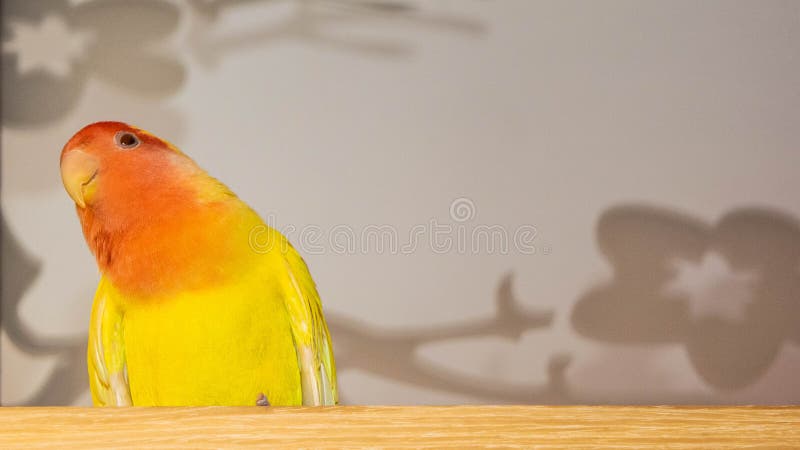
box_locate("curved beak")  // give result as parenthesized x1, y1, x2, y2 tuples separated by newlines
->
(60, 150, 99, 208)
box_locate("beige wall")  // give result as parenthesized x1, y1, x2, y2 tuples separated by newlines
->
(2, 0, 799, 405)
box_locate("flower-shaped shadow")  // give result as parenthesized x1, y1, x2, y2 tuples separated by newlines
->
(571, 205, 800, 390)
(2, 0, 184, 128)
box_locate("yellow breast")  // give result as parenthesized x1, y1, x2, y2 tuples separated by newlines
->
(122, 271, 302, 406)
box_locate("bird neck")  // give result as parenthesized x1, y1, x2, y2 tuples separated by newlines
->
(79, 187, 260, 300)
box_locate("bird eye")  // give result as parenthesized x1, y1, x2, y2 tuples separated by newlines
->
(114, 131, 140, 150)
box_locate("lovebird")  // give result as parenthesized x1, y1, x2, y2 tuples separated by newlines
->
(59, 122, 337, 406)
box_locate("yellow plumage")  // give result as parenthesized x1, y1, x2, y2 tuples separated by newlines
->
(88, 224, 337, 406)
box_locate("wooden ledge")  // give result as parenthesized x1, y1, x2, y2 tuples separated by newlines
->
(1, 406, 798, 448)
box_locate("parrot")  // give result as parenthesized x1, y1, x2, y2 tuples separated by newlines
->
(59, 121, 337, 406)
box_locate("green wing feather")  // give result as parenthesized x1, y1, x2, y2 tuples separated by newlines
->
(280, 241, 338, 405)
(87, 277, 131, 406)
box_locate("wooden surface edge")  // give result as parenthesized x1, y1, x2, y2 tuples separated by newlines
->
(0, 405, 798, 449)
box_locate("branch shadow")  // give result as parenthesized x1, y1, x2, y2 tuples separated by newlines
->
(3, 0, 485, 128)
(329, 273, 572, 404)
(571, 204, 800, 390)
(3, 258, 567, 404)
(186, 0, 485, 66)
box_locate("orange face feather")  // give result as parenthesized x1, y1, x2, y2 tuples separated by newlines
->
(60, 122, 256, 300)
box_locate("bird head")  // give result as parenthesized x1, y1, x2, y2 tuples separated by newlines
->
(60, 121, 186, 209)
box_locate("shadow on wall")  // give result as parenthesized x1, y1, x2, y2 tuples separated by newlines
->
(2, 231, 569, 405)
(3, 205, 800, 405)
(187, 0, 485, 66)
(1, 216, 89, 406)
(2, 210, 566, 405)
(2, 0, 184, 128)
(2, 0, 485, 128)
(329, 274, 572, 405)
(572, 205, 800, 390)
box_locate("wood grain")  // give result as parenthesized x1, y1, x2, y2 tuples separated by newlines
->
(0, 406, 798, 449)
